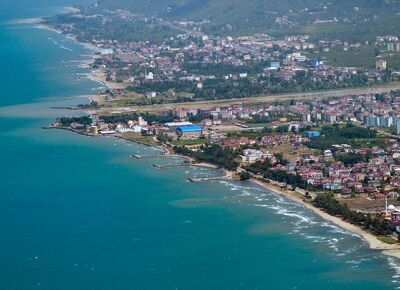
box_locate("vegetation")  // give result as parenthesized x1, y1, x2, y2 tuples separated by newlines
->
(96, 0, 400, 40)
(121, 133, 155, 146)
(239, 171, 251, 181)
(189, 71, 380, 102)
(156, 133, 173, 144)
(305, 123, 379, 151)
(46, 14, 179, 44)
(171, 138, 207, 147)
(100, 112, 175, 124)
(377, 236, 398, 245)
(264, 170, 305, 189)
(174, 145, 239, 170)
(313, 193, 391, 236)
(57, 116, 92, 126)
(336, 153, 366, 166)
(245, 158, 305, 188)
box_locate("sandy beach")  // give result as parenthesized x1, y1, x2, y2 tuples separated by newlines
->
(105, 131, 400, 259)
(50, 118, 400, 261)
(88, 67, 130, 90)
(250, 177, 400, 259)
(18, 16, 120, 92)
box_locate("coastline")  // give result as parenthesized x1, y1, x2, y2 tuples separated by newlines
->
(249, 177, 400, 259)
(47, 124, 400, 259)
(119, 132, 400, 259)
(32, 9, 400, 262)
(19, 17, 119, 91)
(7, 3, 400, 288)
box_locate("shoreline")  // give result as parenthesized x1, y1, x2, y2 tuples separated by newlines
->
(32, 9, 400, 260)
(119, 132, 400, 259)
(249, 177, 400, 259)
(47, 124, 400, 259)
(21, 16, 400, 111)
(17, 17, 118, 91)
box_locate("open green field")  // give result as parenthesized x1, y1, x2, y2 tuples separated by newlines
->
(308, 46, 376, 68)
(378, 236, 398, 245)
(121, 133, 156, 146)
(308, 45, 400, 69)
(245, 123, 270, 128)
(171, 139, 207, 147)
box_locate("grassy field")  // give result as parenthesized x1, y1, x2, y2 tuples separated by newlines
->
(378, 236, 399, 245)
(307, 41, 400, 69)
(307, 46, 377, 68)
(171, 139, 207, 147)
(121, 133, 156, 146)
(269, 144, 316, 163)
(245, 123, 270, 128)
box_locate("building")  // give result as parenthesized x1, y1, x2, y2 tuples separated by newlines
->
(242, 149, 264, 163)
(176, 125, 203, 138)
(165, 121, 193, 129)
(376, 58, 387, 70)
(396, 119, 400, 135)
(307, 131, 321, 138)
(270, 61, 281, 70)
(323, 112, 337, 123)
(138, 116, 148, 127)
(146, 72, 154, 80)
(88, 126, 98, 135)
(324, 149, 333, 160)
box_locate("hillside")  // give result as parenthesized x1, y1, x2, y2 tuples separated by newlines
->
(96, 0, 400, 40)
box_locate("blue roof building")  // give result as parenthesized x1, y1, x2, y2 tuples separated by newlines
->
(176, 125, 203, 137)
(307, 131, 321, 138)
(270, 61, 281, 69)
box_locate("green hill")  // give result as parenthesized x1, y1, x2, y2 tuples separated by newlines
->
(96, 0, 400, 40)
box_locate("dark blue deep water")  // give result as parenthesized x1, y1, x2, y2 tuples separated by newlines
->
(1, 1, 400, 289)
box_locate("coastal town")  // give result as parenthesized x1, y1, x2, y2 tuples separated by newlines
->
(43, 5, 400, 251)
(52, 89, 400, 245)
(44, 7, 400, 106)
(11, 0, 400, 288)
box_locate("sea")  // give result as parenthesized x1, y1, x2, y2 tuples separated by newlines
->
(1, 1, 400, 289)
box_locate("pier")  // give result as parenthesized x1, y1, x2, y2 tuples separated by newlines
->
(187, 175, 230, 183)
(130, 154, 164, 159)
(152, 163, 190, 169)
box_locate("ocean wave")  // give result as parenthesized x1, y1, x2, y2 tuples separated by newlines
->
(219, 178, 372, 256)
(387, 257, 400, 279)
(219, 180, 253, 192)
(320, 221, 361, 238)
(278, 210, 317, 225)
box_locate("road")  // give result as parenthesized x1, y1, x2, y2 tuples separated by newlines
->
(95, 82, 400, 114)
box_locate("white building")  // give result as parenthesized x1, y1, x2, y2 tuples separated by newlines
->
(242, 149, 265, 163)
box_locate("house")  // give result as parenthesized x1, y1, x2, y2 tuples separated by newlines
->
(146, 72, 154, 80)
(324, 150, 333, 160)
(376, 58, 387, 70)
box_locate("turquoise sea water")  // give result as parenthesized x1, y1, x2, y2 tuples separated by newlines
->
(1, 2, 400, 290)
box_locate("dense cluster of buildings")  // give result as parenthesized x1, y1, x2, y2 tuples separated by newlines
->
(51, 10, 399, 102)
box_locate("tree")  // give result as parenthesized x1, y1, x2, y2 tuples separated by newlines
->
(239, 171, 251, 181)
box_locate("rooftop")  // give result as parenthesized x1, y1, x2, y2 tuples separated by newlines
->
(177, 125, 203, 132)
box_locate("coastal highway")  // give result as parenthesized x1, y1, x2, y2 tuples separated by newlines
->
(94, 81, 400, 114)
